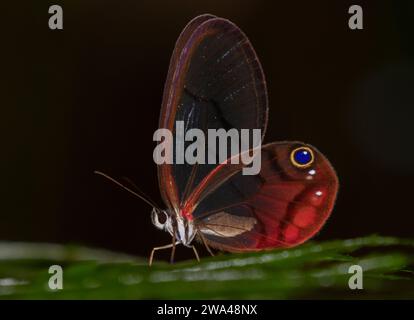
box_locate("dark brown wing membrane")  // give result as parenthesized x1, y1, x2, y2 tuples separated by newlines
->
(157, 15, 268, 212)
(157, 14, 217, 211)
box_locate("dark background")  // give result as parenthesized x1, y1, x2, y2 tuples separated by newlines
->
(2, 1, 413, 261)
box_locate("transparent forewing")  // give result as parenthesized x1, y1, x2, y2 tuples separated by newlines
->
(157, 16, 268, 211)
(191, 142, 339, 252)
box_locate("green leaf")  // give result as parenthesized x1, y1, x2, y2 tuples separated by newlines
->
(1, 235, 413, 299)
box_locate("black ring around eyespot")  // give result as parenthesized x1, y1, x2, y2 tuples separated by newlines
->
(290, 146, 314, 168)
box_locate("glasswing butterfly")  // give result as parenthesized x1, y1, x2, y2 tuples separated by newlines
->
(96, 14, 338, 265)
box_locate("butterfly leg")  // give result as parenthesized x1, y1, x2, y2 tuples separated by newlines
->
(149, 242, 179, 266)
(170, 233, 177, 264)
(192, 245, 200, 262)
(198, 231, 215, 257)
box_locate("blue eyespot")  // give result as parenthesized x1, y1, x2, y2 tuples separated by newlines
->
(291, 147, 314, 168)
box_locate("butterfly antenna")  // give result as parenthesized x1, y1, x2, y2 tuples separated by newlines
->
(120, 176, 160, 209)
(94, 170, 159, 209)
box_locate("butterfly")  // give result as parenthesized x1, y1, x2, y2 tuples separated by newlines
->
(96, 14, 338, 266)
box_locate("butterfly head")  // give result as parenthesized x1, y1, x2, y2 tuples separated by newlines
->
(151, 208, 171, 231)
(151, 207, 197, 247)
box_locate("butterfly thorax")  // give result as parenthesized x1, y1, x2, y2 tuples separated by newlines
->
(151, 208, 197, 247)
